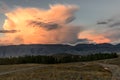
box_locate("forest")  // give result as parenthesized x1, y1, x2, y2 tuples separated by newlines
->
(0, 53, 118, 65)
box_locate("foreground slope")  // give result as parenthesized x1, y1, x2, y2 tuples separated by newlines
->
(0, 63, 111, 80)
(0, 55, 119, 80)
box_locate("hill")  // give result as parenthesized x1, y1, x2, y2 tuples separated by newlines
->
(0, 43, 120, 57)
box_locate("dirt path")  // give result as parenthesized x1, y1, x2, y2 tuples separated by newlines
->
(99, 63, 120, 80)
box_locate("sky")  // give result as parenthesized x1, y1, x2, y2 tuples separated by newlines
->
(0, 0, 120, 45)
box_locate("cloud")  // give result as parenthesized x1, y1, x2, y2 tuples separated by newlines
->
(65, 16, 75, 23)
(109, 22, 120, 27)
(0, 4, 113, 45)
(96, 18, 114, 25)
(0, 30, 18, 33)
(0, 4, 85, 45)
(104, 28, 120, 43)
(0, 1, 9, 13)
(97, 21, 108, 25)
(78, 31, 111, 44)
(95, 15, 120, 44)
(28, 21, 60, 30)
(96, 15, 120, 27)
(75, 39, 91, 44)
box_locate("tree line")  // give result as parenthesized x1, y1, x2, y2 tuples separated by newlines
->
(0, 53, 118, 65)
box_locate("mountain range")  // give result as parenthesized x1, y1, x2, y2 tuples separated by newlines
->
(0, 43, 120, 57)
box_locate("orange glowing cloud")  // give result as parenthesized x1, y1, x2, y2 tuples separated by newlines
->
(79, 31, 111, 44)
(0, 4, 81, 45)
(0, 4, 112, 45)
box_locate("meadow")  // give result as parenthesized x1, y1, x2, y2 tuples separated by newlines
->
(0, 55, 120, 80)
(0, 62, 112, 80)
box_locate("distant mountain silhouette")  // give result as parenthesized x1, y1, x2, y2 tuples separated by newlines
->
(0, 43, 120, 57)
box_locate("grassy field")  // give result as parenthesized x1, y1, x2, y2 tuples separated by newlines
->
(0, 64, 44, 72)
(0, 62, 112, 80)
(0, 56, 120, 80)
(97, 55, 120, 66)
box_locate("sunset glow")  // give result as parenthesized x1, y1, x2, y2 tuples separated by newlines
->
(0, 4, 80, 45)
(79, 31, 111, 44)
(0, 0, 119, 45)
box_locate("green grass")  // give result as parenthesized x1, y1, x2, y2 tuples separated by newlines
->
(0, 63, 111, 80)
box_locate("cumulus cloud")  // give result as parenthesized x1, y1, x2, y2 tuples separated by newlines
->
(78, 31, 111, 44)
(0, 4, 113, 45)
(0, 4, 87, 45)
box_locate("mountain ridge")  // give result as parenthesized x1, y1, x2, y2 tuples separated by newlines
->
(0, 43, 120, 57)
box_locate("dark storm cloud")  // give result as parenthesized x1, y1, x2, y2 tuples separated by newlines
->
(97, 21, 108, 25)
(97, 16, 120, 28)
(29, 16, 76, 30)
(95, 15, 120, 43)
(96, 18, 114, 25)
(109, 22, 120, 27)
(29, 21, 60, 30)
(76, 39, 91, 43)
(66, 38, 91, 45)
(0, 1, 9, 13)
(65, 16, 75, 23)
(103, 28, 120, 42)
(0, 30, 18, 33)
